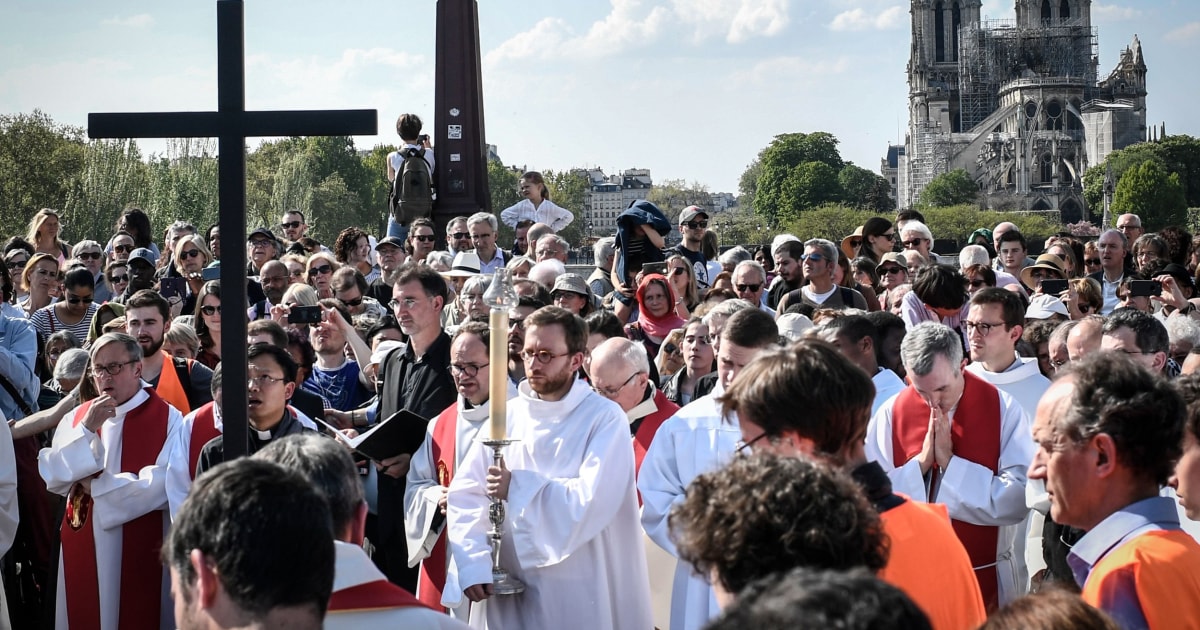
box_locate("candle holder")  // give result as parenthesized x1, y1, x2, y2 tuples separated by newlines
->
(482, 438, 525, 595)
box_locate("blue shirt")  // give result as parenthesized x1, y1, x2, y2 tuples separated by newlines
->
(302, 359, 369, 412)
(0, 314, 39, 421)
(1068, 496, 1181, 630)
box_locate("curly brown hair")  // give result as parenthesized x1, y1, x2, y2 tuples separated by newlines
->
(332, 227, 369, 265)
(669, 452, 889, 596)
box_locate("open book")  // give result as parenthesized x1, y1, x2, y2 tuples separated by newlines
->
(315, 408, 430, 463)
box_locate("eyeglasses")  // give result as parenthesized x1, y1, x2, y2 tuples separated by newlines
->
(180, 249, 202, 260)
(735, 431, 770, 454)
(1085, 258, 1101, 266)
(280, 221, 303, 230)
(800, 253, 826, 263)
(1117, 224, 1139, 231)
(308, 265, 333, 277)
(413, 235, 436, 243)
(91, 359, 137, 377)
(964, 321, 1005, 336)
(389, 297, 427, 310)
(901, 238, 927, 248)
(249, 239, 274, 249)
(110, 274, 129, 284)
(449, 362, 489, 377)
(201, 305, 222, 316)
(880, 266, 905, 275)
(113, 244, 132, 253)
(66, 293, 94, 305)
(247, 373, 285, 387)
(451, 232, 471, 240)
(341, 296, 363, 308)
(682, 221, 708, 229)
(289, 269, 304, 278)
(77, 252, 102, 261)
(521, 349, 569, 364)
(735, 283, 762, 293)
(592, 371, 644, 398)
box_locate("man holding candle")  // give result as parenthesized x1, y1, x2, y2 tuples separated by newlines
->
(404, 321, 515, 622)
(449, 306, 653, 629)
(374, 264, 457, 591)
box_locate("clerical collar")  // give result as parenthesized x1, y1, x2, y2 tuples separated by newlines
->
(113, 388, 150, 417)
(625, 383, 659, 424)
(459, 396, 490, 422)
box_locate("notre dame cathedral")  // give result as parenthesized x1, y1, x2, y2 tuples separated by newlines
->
(893, 0, 1148, 223)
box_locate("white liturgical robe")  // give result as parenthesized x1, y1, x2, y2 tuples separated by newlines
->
(447, 379, 652, 630)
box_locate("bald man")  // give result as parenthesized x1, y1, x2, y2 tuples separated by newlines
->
(1066, 315, 1104, 362)
(589, 338, 680, 478)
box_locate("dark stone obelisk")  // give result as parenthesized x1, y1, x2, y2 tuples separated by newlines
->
(433, 0, 491, 233)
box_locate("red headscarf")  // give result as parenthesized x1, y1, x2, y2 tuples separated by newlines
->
(635, 274, 687, 339)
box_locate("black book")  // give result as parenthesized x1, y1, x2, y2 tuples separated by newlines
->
(316, 409, 430, 463)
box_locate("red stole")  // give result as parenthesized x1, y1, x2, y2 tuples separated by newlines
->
(416, 403, 459, 611)
(890, 370, 1002, 610)
(330, 579, 432, 613)
(187, 402, 222, 478)
(60, 390, 170, 630)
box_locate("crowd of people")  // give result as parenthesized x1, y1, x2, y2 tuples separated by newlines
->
(0, 192, 1199, 630)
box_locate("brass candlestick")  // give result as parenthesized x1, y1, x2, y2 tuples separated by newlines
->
(482, 438, 524, 595)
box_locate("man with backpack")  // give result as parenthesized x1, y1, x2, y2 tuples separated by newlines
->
(386, 113, 435, 242)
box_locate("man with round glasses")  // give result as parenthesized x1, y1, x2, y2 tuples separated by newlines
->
(39, 332, 185, 630)
(449, 305, 653, 628)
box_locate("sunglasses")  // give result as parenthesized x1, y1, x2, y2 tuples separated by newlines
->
(881, 232, 896, 241)
(901, 238, 926, 248)
(308, 264, 333, 276)
(201, 305, 222, 316)
(110, 274, 129, 283)
(66, 294, 94, 305)
(879, 266, 904, 275)
(113, 244, 133, 253)
(1085, 258, 1101, 266)
(414, 235, 436, 243)
(736, 283, 762, 293)
(451, 232, 471, 240)
(77, 252, 102, 261)
(180, 249, 202, 259)
(800, 253, 826, 263)
(848, 239, 862, 249)
(670, 267, 688, 277)
(281, 221, 303, 229)
(341, 296, 364, 308)
(682, 221, 708, 229)
(6, 260, 26, 270)
(969, 279, 987, 288)
(662, 342, 679, 355)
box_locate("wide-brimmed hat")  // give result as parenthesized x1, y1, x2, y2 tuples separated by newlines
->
(1026, 294, 1070, 320)
(441, 251, 481, 278)
(1019, 253, 1066, 287)
(841, 226, 865, 260)
(552, 273, 592, 299)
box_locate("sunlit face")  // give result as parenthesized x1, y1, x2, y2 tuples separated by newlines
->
(1170, 432, 1200, 521)
(77, 246, 103, 275)
(376, 244, 405, 272)
(126, 305, 167, 357)
(733, 266, 765, 305)
(108, 265, 129, 295)
(62, 285, 94, 317)
(199, 294, 222, 333)
(668, 261, 691, 292)
(717, 341, 765, 390)
(966, 302, 1017, 366)
(176, 241, 207, 274)
(89, 341, 143, 404)
(391, 281, 442, 337)
(351, 237, 371, 264)
(507, 305, 536, 360)
(1029, 378, 1102, 529)
(164, 341, 196, 360)
(1101, 327, 1164, 373)
(247, 353, 294, 425)
(908, 354, 965, 413)
(450, 332, 490, 406)
(112, 235, 135, 262)
(518, 178, 543, 201)
(535, 237, 566, 263)
(410, 227, 436, 259)
(448, 221, 473, 253)
(281, 212, 307, 241)
(999, 241, 1026, 271)
(27, 259, 59, 294)
(306, 259, 334, 292)
(641, 282, 670, 318)
(682, 322, 714, 375)
(208, 228, 220, 259)
(774, 252, 802, 284)
(40, 215, 61, 241)
(284, 260, 305, 285)
(801, 246, 832, 283)
(1048, 246, 1074, 275)
(523, 323, 581, 397)
(1097, 232, 1126, 270)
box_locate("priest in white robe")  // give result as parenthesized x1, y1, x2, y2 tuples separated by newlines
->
(38, 333, 184, 630)
(448, 306, 652, 629)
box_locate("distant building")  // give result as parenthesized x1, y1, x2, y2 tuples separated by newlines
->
(583, 168, 653, 236)
(881, 145, 904, 210)
(486, 144, 502, 163)
(899, 0, 1148, 222)
(710, 192, 737, 213)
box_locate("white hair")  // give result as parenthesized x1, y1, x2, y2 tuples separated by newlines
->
(467, 212, 498, 232)
(593, 237, 615, 266)
(719, 246, 752, 268)
(528, 259, 566, 289)
(900, 220, 933, 242)
(1166, 315, 1200, 348)
(733, 260, 766, 283)
(959, 245, 990, 268)
(595, 337, 650, 374)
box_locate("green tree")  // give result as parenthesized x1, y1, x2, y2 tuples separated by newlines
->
(488, 161, 522, 248)
(1111, 160, 1188, 230)
(0, 110, 87, 239)
(543, 169, 589, 247)
(920, 169, 978, 207)
(1083, 135, 1200, 213)
(738, 157, 761, 208)
(838, 164, 892, 213)
(753, 132, 845, 223)
(62, 138, 147, 242)
(144, 139, 220, 234)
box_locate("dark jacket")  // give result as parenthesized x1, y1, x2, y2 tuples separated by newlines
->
(614, 200, 671, 287)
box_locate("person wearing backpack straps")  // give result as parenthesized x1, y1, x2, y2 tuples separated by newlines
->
(386, 113, 435, 243)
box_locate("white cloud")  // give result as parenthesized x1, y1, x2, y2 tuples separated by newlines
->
(732, 55, 851, 86)
(829, 6, 905, 32)
(1166, 21, 1200, 43)
(101, 14, 154, 28)
(674, 0, 791, 43)
(1092, 3, 1142, 21)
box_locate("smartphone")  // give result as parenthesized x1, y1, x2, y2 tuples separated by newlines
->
(1039, 279, 1068, 295)
(289, 305, 324, 324)
(642, 262, 668, 276)
(202, 266, 221, 281)
(158, 277, 185, 300)
(1129, 280, 1162, 298)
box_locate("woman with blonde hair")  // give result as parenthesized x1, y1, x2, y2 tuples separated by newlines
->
(164, 321, 202, 360)
(1046, 238, 1081, 278)
(305, 251, 339, 299)
(20, 253, 61, 316)
(666, 254, 699, 317)
(27, 208, 71, 264)
(174, 234, 213, 313)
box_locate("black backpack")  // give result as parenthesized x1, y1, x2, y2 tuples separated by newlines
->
(388, 147, 434, 225)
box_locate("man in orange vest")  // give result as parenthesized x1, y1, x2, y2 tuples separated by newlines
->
(1030, 352, 1200, 628)
(721, 339, 986, 630)
(124, 289, 213, 414)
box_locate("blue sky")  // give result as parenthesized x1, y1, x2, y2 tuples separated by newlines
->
(2, 0, 1197, 193)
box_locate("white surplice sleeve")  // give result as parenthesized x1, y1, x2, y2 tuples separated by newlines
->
(446, 438, 496, 594)
(504, 409, 634, 569)
(865, 403, 931, 502)
(638, 418, 688, 556)
(89, 405, 183, 531)
(0, 415, 18, 556)
(404, 426, 442, 568)
(937, 393, 1034, 526)
(38, 410, 105, 496)
(165, 408, 198, 520)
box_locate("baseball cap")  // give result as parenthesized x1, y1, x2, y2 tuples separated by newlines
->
(680, 206, 708, 224)
(128, 248, 158, 267)
(375, 236, 405, 251)
(247, 227, 276, 242)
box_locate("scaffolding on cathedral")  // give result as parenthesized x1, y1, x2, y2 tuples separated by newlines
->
(956, 18, 1098, 132)
(907, 121, 949, 203)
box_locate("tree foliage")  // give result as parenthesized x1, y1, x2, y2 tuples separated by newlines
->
(751, 132, 845, 223)
(1111, 159, 1188, 230)
(1083, 135, 1200, 214)
(777, 204, 1060, 249)
(542, 169, 588, 247)
(920, 169, 978, 207)
(838, 164, 893, 213)
(0, 110, 87, 238)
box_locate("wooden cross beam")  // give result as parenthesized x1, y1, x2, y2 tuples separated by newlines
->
(88, 0, 377, 459)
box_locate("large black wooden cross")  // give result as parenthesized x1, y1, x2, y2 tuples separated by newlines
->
(88, 0, 376, 459)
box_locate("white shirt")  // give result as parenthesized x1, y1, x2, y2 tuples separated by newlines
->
(448, 380, 652, 629)
(499, 198, 574, 232)
(325, 541, 469, 630)
(872, 368, 906, 417)
(638, 385, 739, 630)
